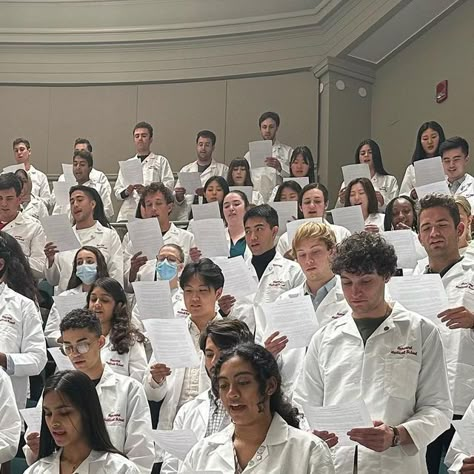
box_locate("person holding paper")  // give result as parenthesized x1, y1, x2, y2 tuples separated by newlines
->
(273, 180, 302, 203)
(44, 185, 123, 293)
(182, 342, 334, 473)
(45, 245, 110, 347)
(416, 194, 474, 472)
(0, 172, 47, 279)
(114, 121, 174, 222)
(172, 130, 228, 221)
(336, 139, 398, 211)
(344, 177, 385, 232)
(223, 190, 252, 259)
(160, 319, 254, 473)
(294, 232, 452, 473)
(15, 168, 49, 221)
(226, 158, 265, 205)
(24, 370, 141, 474)
(276, 183, 351, 257)
(25, 309, 155, 473)
(400, 121, 446, 198)
(12, 137, 52, 209)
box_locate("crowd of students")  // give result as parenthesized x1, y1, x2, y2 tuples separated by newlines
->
(1, 112, 474, 473)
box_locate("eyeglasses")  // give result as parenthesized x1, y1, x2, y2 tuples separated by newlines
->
(61, 341, 92, 356)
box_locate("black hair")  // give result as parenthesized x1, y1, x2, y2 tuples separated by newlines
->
(383, 195, 418, 232)
(418, 193, 460, 230)
(199, 319, 254, 352)
(354, 139, 389, 176)
(133, 121, 153, 138)
(0, 231, 39, 304)
(227, 158, 254, 186)
(344, 177, 379, 215)
(135, 196, 146, 219)
(0, 172, 22, 196)
(191, 176, 230, 219)
(290, 146, 316, 182)
(60, 308, 102, 338)
(196, 130, 217, 146)
(69, 185, 111, 228)
(332, 232, 398, 277)
(411, 121, 446, 164)
(67, 245, 109, 290)
(273, 180, 302, 202)
(258, 112, 280, 128)
(14, 169, 30, 194)
(73, 149, 93, 168)
(87, 277, 146, 354)
(439, 136, 469, 157)
(142, 181, 174, 205)
(212, 343, 300, 428)
(38, 370, 123, 460)
(74, 138, 93, 153)
(243, 204, 279, 228)
(12, 137, 30, 149)
(180, 258, 224, 291)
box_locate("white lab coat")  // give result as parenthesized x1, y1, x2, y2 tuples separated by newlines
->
(293, 302, 453, 474)
(400, 164, 416, 196)
(276, 220, 351, 256)
(181, 412, 335, 474)
(24, 449, 141, 474)
(44, 221, 123, 294)
(21, 194, 49, 222)
(0, 283, 47, 409)
(228, 252, 305, 336)
(28, 165, 52, 209)
(2, 211, 46, 279)
(244, 140, 293, 202)
(171, 159, 229, 221)
(114, 153, 175, 222)
(0, 369, 21, 465)
(90, 167, 112, 197)
(365, 212, 385, 231)
(449, 173, 474, 212)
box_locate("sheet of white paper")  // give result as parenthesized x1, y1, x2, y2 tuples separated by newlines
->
(249, 140, 272, 169)
(126, 218, 164, 260)
(2, 164, 25, 174)
(62, 164, 77, 184)
(191, 201, 221, 221)
(286, 218, 324, 246)
(330, 206, 365, 234)
(414, 156, 445, 187)
(53, 292, 87, 320)
(212, 256, 258, 298)
(269, 201, 298, 236)
(415, 180, 450, 200)
(48, 347, 75, 371)
(153, 429, 198, 461)
(41, 214, 81, 252)
(53, 181, 71, 207)
(20, 406, 42, 433)
(263, 295, 319, 349)
(452, 419, 474, 453)
(387, 274, 450, 322)
(132, 281, 175, 320)
(303, 399, 372, 447)
(382, 230, 418, 269)
(177, 172, 203, 195)
(229, 186, 253, 202)
(192, 219, 229, 257)
(342, 164, 371, 186)
(143, 319, 200, 368)
(283, 177, 309, 188)
(119, 158, 144, 186)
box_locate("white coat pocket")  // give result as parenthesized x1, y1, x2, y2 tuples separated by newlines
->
(384, 357, 420, 400)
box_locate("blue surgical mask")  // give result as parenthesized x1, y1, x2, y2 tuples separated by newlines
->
(156, 259, 178, 281)
(76, 263, 97, 285)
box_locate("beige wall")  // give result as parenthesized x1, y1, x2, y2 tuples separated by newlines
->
(371, 0, 474, 184)
(0, 71, 318, 177)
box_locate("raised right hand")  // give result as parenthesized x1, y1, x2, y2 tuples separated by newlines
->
(26, 431, 40, 460)
(129, 251, 148, 283)
(150, 363, 172, 384)
(44, 242, 59, 267)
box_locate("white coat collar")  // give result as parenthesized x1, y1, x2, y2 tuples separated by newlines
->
(40, 449, 111, 471)
(96, 362, 117, 390)
(73, 221, 104, 234)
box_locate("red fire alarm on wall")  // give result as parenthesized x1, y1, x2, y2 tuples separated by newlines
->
(436, 80, 448, 103)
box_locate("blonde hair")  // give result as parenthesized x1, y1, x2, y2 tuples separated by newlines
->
(454, 195, 472, 242)
(292, 222, 336, 256)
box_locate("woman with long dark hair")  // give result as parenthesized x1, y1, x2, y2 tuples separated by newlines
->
(25, 370, 140, 473)
(182, 342, 334, 473)
(227, 158, 265, 205)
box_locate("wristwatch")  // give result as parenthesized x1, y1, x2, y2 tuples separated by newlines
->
(390, 425, 400, 447)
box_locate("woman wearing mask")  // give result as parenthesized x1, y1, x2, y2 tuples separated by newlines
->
(87, 277, 147, 382)
(227, 158, 265, 205)
(15, 168, 49, 221)
(400, 121, 446, 197)
(44, 245, 109, 347)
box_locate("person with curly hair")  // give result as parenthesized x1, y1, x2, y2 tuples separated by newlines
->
(294, 232, 452, 474)
(182, 342, 335, 473)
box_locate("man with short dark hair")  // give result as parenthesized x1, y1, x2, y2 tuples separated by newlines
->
(114, 121, 174, 221)
(295, 232, 452, 473)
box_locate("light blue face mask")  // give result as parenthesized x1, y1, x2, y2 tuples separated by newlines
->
(156, 259, 178, 281)
(76, 263, 98, 285)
